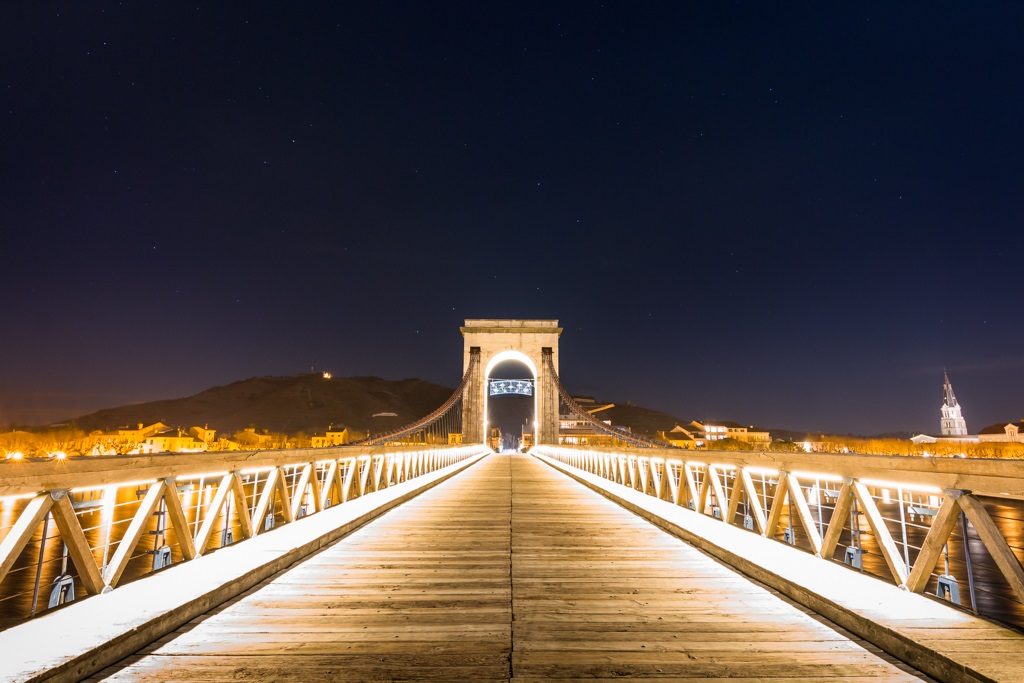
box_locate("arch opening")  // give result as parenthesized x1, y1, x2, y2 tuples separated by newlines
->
(484, 351, 537, 452)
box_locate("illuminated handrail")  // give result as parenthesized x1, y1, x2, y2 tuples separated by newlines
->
(0, 444, 486, 625)
(535, 444, 1024, 628)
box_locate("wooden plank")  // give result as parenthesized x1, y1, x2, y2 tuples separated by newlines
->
(276, 466, 294, 524)
(707, 466, 730, 520)
(318, 460, 339, 509)
(49, 492, 105, 595)
(905, 494, 960, 593)
(104, 480, 166, 587)
(786, 473, 822, 555)
(821, 480, 854, 560)
(765, 473, 788, 538)
(193, 473, 234, 555)
(289, 464, 313, 520)
(740, 469, 767, 534)
(696, 466, 711, 515)
(250, 468, 280, 535)
(726, 470, 743, 524)
(665, 461, 681, 505)
(852, 482, 909, 585)
(340, 458, 357, 502)
(230, 472, 253, 540)
(682, 463, 700, 509)
(959, 493, 1024, 603)
(0, 494, 53, 585)
(161, 478, 196, 561)
(307, 462, 324, 512)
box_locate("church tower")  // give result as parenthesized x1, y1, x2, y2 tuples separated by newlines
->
(939, 370, 968, 436)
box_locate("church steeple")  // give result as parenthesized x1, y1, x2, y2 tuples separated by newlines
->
(939, 370, 968, 436)
(943, 369, 958, 408)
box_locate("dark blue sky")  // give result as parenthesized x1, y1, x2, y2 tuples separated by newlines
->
(2, 2, 1022, 433)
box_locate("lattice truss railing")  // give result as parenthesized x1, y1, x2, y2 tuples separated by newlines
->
(537, 445, 1024, 631)
(0, 444, 483, 626)
(543, 353, 670, 449)
(352, 353, 478, 447)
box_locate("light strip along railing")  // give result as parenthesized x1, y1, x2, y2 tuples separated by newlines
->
(0, 443, 483, 627)
(537, 444, 1024, 630)
(544, 353, 670, 449)
(352, 352, 478, 447)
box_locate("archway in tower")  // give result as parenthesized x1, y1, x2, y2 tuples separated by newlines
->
(485, 356, 536, 453)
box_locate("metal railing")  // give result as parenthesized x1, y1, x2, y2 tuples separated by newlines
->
(0, 443, 485, 629)
(535, 444, 1024, 630)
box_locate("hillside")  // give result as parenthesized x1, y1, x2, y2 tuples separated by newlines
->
(58, 373, 776, 442)
(598, 403, 685, 437)
(65, 375, 454, 435)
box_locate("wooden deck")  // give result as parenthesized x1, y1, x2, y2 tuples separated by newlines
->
(94, 454, 922, 681)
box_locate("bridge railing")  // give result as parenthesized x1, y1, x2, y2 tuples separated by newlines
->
(535, 444, 1024, 630)
(0, 443, 484, 629)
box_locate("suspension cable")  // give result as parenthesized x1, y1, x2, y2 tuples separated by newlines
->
(543, 354, 673, 449)
(350, 354, 479, 446)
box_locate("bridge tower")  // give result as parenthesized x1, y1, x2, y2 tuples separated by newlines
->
(460, 319, 562, 446)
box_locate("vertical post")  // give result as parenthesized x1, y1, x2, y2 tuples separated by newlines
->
(897, 486, 911, 570)
(461, 347, 483, 444)
(539, 347, 559, 445)
(960, 509, 979, 614)
(30, 513, 51, 617)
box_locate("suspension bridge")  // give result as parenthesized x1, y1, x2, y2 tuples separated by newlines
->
(2, 319, 1024, 681)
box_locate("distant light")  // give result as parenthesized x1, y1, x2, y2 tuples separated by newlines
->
(6, 451, 24, 461)
(322, 371, 332, 379)
(801, 441, 812, 453)
(51, 451, 67, 460)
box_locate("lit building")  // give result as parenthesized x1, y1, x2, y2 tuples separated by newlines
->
(911, 372, 980, 445)
(189, 425, 217, 445)
(117, 422, 169, 441)
(657, 424, 701, 449)
(688, 420, 771, 445)
(311, 426, 351, 448)
(977, 420, 1024, 443)
(145, 428, 202, 453)
(940, 370, 969, 436)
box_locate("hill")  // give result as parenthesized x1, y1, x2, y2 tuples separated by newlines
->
(64, 375, 454, 435)
(57, 373, 786, 442)
(598, 403, 685, 437)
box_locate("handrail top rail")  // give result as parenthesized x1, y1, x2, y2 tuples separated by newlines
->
(0, 444, 480, 497)
(541, 444, 1024, 499)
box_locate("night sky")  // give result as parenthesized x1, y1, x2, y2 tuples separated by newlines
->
(3, 2, 1023, 434)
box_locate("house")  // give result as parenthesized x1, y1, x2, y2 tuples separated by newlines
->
(144, 428, 202, 453)
(189, 425, 217, 445)
(116, 422, 169, 441)
(235, 427, 277, 448)
(978, 421, 1024, 443)
(311, 426, 351, 448)
(657, 424, 701, 449)
(689, 420, 771, 444)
